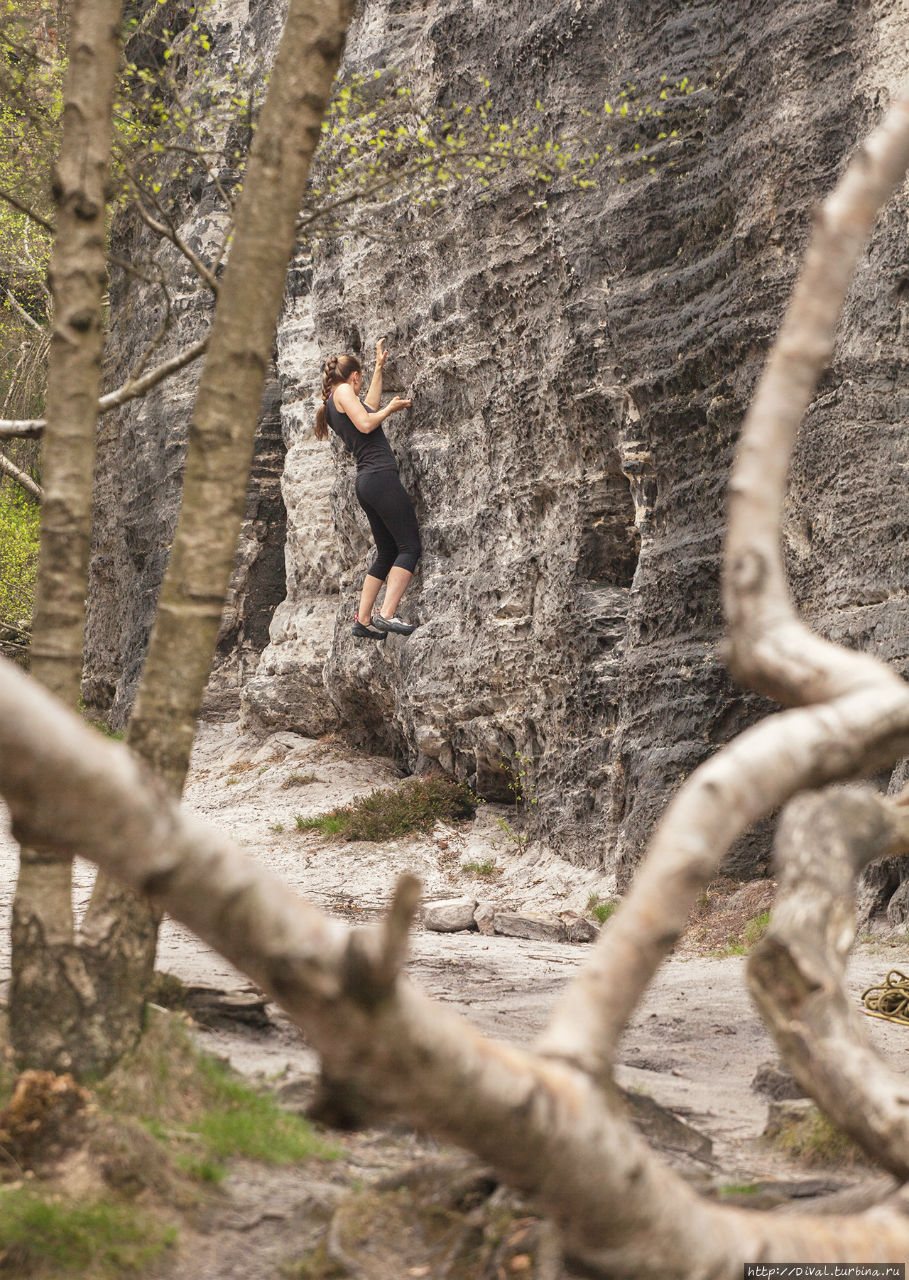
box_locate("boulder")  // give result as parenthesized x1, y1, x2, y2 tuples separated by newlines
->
(493, 912, 568, 944)
(423, 898, 478, 933)
(473, 901, 496, 936)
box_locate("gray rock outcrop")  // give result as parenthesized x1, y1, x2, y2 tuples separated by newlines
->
(88, 0, 909, 895)
(423, 898, 478, 933)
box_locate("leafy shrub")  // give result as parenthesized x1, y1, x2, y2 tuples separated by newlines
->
(0, 485, 39, 635)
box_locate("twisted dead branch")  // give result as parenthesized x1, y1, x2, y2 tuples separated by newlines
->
(748, 787, 909, 1179)
(4, 662, 909, 1276)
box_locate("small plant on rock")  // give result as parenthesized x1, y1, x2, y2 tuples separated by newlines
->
(282, 772, 319, 789)
(461, 858, 499, 879)
(587, 894, 616, 925)
(492, 752, 539, 851)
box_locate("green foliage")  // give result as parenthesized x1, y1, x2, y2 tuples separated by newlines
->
(297, 776, 476, 842)
(461, 858, 499, 878)
(0, 482, 39, 633)
(309, 69, 701, 239)
(99, 1011, 336, 1180)
(586, 894, 616, 925)
(189, 1054, 334, 1165)
(0, 1188, 177, 1277)
(710, 909, 771, 958)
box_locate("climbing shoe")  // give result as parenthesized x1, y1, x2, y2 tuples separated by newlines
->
(352, 617, 387, 641)
(373, 614, 416, 636)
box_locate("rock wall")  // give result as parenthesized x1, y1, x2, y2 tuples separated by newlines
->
(84, 0, 289, 726)
(90, 0, 909, 891)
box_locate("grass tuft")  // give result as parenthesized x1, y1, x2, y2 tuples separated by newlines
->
(711, 908, 772, 959)
(297, 777, 475, 842)
(99, 1012, 337, 1178)
(0, 1189, 177, 1276)
(587, 894, 616, 925)
(461, 859, 499, 878)
(282, 772, 318, 789)
(765, 1104, 867, 1169)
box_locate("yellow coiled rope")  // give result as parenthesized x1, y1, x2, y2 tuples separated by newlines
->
(861, 970, 909, 1025)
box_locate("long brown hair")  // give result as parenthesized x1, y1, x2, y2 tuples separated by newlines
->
(314, 353, 362, 440)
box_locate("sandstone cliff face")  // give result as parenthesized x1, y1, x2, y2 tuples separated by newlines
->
(90, 0, 909, 891)
(84, 0, 288, 725)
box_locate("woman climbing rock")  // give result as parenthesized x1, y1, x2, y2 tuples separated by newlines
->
(315, 339, 421, 639)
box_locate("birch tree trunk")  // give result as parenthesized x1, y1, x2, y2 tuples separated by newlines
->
(9, 0, 354, 1078)
(9, 0, 126, 1075)
(77, 0, 354, 1070)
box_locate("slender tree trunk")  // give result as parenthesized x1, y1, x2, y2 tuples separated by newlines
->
(123, 0, 353, 789)
(9, 0, 126, 1075)
(10, 0, 353, 1078)
(78, 0, 354, 1069)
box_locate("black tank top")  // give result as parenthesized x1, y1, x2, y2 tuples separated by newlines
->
(325, 393, 398, 475)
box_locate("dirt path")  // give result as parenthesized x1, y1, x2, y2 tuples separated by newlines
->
(3, 721, 909, 1275)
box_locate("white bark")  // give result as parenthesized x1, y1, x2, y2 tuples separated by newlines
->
(0, 449, 42, 500)
(0, 422, 43, 439)
(748, 787, 909, 1179)
(3, 657, 909, 1275)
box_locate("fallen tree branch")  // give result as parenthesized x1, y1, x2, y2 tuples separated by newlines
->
(3, 656, 909, 1274)
(0, 421, 44, 440)
(3, 288, 44, 333)
(0, 450, 42, 500)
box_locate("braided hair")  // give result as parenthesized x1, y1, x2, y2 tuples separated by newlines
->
(314, 353, 362, 440)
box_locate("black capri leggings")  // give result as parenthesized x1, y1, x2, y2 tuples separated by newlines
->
(355, 469, 422, 579)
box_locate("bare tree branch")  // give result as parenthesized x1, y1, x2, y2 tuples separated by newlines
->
(0, 421, 44, 439)
(130, 190, 220, 293)
(539, 83, 909, 1080)
(0, 449, 42, 499)
(0, 337, 210, 439)
(0, 187, 54, 233)
(97, 336, 208, 412)
(3, 288, 44, 332)
(722, 98, 909, 708)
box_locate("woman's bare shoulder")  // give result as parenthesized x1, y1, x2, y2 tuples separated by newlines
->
(333, 382, 357, 410)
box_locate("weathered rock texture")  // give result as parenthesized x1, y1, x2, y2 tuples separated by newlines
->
(83, 0, 289, 727)
(90, 0, 908, 895)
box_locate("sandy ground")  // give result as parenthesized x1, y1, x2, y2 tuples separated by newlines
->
(3, 718, 909, 1190)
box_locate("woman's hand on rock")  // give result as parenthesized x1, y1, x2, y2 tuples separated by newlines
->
(388, 396, 412, 413)
(375, 337, 388, 369)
